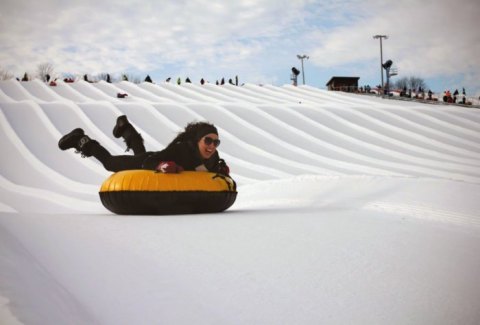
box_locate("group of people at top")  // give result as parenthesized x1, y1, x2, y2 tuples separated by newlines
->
(396, 86, 468, 104)
(443, 88, 467, 104)
(167, 76, 239, 86)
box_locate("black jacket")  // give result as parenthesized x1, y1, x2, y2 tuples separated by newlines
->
(141, 141, 227, 174)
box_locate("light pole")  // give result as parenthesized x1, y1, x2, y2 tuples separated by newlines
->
(297, 54, 309, 85)
(373, 35, 388, 93)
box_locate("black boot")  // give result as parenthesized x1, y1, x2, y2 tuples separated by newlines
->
(113, 115, 130, 138)
(58, 128, 85, 150)
(112, 115, 146, 154)
(77, 135, 95, 157)
(58, 128, 97, 157)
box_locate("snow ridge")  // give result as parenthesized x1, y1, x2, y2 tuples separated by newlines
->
(1, 80, 480, 212)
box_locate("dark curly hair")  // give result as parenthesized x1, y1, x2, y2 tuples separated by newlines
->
(166, 121, 218, 149)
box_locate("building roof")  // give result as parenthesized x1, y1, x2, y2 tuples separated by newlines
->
(326, 76, 360, 86)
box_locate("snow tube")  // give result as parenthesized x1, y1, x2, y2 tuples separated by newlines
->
(99, 170, 237, 215)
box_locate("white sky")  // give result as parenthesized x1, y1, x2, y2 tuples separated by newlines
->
(1, 0, 479, 95)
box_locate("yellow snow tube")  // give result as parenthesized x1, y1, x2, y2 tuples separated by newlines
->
(99, 170, 237, 215)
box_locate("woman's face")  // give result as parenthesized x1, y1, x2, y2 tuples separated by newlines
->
(198, 133, 220, 159)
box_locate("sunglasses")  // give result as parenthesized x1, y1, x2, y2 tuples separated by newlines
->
(203, 136, 221, 147)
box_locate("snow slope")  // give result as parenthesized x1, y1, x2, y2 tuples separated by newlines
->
(1, 80, 480, 324)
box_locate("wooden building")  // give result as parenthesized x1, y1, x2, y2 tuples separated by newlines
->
(326, 76, 360, 92)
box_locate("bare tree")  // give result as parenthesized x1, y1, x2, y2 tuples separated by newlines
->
(0, 66, 14, 80)
(409, 76, 427, 91)
(395, 76, 427, 90)
(394, 77, 409, 90)
(37, 62, 55, 82)
(97, 73, 114, 83)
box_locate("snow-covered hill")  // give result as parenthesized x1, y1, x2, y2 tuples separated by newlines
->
(1, 80, 480, 324)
